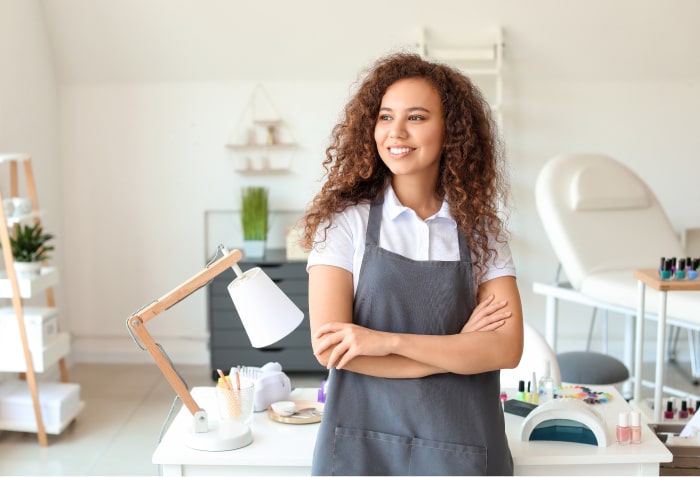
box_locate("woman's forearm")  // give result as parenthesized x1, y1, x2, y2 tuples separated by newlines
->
(314, 348, 445, 378)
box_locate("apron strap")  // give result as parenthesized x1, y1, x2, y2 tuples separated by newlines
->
(366, 196, 384, 247)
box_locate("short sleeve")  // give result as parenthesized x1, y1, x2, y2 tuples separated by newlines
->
(306, 216, 355, 274)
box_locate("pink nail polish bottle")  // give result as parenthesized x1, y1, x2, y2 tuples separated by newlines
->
(630, 410, 642, 444)
(617, 412, 630, 445)
(679, 400, 689, 419)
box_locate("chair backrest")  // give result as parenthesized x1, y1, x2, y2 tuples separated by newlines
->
(535, 154, 684, 290)
(500, 321, 562, 390)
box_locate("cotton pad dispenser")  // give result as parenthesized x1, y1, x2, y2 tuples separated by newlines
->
(520, 399, 609, 447)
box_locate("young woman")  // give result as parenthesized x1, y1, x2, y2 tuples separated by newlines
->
(301, 52, 523, 476)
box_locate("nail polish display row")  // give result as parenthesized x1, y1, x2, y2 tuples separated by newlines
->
(663, 397, 696, 420)
(659, 256, 700, 280)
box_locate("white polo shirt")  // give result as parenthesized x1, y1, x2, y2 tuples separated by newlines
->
(307, 185, 516, 294)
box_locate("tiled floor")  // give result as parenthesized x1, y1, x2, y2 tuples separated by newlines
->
(1, 360, 699, 476)
(0, 364, 326, 476)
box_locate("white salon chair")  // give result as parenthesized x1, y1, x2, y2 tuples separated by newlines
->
(534, 153, 700, 385)
(501, 321, 561, 390)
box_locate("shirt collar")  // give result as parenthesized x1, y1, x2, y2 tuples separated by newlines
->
(383, 185, 457, 227)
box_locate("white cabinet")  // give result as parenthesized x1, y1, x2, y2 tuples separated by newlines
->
(0, 153, 83, 446)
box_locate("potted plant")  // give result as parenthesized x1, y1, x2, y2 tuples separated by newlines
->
(241, 186, 268, 258)
(2, 223, 54, 279)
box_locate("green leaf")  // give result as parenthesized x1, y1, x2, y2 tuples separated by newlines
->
(241, 187, 269, 241)
(0, 223, 55, 262)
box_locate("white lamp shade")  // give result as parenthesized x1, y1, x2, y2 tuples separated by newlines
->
(227, 267, 304, 348)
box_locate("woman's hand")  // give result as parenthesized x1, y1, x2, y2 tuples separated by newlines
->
(461, 294, 512, 333)
(314, 322, 394, 370)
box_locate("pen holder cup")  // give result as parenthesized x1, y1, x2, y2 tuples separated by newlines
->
(216, 380, 255, 425)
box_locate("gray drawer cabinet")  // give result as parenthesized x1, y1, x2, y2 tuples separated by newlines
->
(208, 249, 324, 375)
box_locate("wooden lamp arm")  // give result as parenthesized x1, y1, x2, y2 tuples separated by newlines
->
(126, 248, 243, 420)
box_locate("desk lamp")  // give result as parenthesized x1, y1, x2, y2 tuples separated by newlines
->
(126, 245, 304, 451)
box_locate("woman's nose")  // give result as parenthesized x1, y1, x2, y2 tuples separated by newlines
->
(389, 123, 407, 138)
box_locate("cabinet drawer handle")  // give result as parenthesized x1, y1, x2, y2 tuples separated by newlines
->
(260, 347, 284, 352)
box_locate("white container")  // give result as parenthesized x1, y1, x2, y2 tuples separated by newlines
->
(0, 306, 58, 350)
(0, 380, 82, 434)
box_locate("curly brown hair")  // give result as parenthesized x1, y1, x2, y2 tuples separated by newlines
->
(301, 52, 509, 279)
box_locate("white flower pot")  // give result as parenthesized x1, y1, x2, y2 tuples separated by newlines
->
(242, 240, 266, 259)
(14, 261, 42, 279)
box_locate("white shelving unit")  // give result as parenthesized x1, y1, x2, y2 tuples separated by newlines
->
(225, 86, 298, 174)
(418, 26, 505, 128)
(0, 153, 83, 446)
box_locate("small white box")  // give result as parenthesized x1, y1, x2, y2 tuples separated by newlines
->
(0, 380, 81, 433)
(0, 306, 58, 350)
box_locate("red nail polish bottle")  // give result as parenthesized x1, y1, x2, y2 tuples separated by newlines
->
(664, 400, 675, 420)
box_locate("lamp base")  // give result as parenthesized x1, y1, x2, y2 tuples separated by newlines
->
(183, 420, 253, 452)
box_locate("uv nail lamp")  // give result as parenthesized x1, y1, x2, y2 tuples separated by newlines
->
(520, 399, 608, 447)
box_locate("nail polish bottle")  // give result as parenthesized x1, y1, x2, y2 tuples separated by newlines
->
(661, 259, 673, 280)
(659, 256, 666, 276)
(630, 410, 642, 444)
(664, 400, 675, 420)
(526, 381, 532, 403)
(616, 412, 630, 445)
(689, 398, 695, 416)
(689, 259, 700, 280)
(679, 400, 689, 419)
(538, 360, 555, 404)
(517, 380, 526, 401)
(676, 258, 687, 279)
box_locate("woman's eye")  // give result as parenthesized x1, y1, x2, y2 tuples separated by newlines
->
(408, 114, 424, 121)
(378, 114, 392, 121)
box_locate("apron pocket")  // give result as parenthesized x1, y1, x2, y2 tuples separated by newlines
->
(409, 437, 487, 475)
(333, 427, 411, 475)
(332, 427, 486, 476)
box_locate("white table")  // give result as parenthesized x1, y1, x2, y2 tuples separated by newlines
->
(153, 386, 671, 476)
(505, 386, 671, 475)
(633, 269, 700, 423)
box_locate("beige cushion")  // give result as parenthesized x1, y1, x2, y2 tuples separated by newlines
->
(571, 163, 651, 211)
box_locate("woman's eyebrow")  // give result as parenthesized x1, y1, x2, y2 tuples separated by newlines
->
(378, 106, 432, 113)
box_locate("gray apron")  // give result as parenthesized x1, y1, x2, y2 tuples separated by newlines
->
(311, 198, 513, 476)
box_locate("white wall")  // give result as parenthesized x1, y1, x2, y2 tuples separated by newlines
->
(5, 0, 700, 365)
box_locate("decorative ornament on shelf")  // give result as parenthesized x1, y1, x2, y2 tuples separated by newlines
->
(225, 84, 298, 173)
(241, 186, 268, 259)
(1, 223, 54, 279)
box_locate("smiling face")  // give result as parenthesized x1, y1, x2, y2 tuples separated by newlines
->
(374, 77, 445, 185)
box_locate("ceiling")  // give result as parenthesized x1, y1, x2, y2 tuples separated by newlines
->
(39, 0, 700, 84)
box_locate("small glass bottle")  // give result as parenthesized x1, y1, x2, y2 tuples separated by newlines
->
(630, 410, 642, 444)
(679, 400, 689, 419)
(538, 360, 555, 404)
(616, 411, 630, 445)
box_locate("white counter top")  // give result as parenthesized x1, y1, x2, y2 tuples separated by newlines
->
(153, 385, 672, 476)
